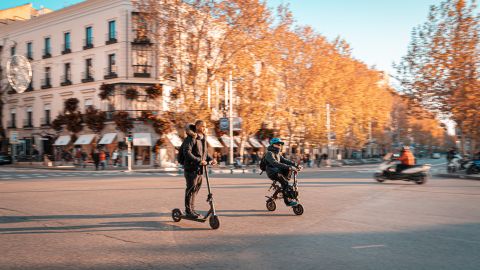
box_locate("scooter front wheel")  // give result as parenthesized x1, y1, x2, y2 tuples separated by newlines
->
(172, 208, 182, 222)
(266, 199, 276, 211)
(209, 215, 220, 230)
(293, 204, 304, 216)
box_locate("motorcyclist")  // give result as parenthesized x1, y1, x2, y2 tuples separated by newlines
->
(264, 138, 301, 207)
(446, 148, 457, 163)
(396, 146, 415, 172)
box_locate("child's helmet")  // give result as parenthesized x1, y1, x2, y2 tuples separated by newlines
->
(270, 138, 284, 145)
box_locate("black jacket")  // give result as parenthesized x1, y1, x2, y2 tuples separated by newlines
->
(183, 124, 212, 173)
(265, 145, 296, 177)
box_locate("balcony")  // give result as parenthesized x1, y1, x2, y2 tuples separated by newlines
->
(7, 120, 16, 129)
(60, 74, 72, 86)
(132, 33, 152, 45)
(61, 44, 72, 55)
(23, 119, 33, 129)
(41, 117, 51, 127)
(106, 32, 118, 45)
(42, 49, 52, 59)
(133, 64, 152, 78)
(83, 37, 94, 50)
(81, 71, 94, 83)
(104, 66, 118, 79)
(41, 78, 52, 89)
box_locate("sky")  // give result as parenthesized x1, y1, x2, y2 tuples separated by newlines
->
(0, 0, 441, 75)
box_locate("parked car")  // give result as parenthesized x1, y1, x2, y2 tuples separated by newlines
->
(431, 153, 441, 159)
(0, 153, 12, 165)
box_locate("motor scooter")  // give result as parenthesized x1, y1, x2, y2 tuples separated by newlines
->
(374, 160, 430, 185)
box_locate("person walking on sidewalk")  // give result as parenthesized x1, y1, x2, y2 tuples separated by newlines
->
(112, 149, 119, 167)
(92, 149, 100, 170)
(182, 120, 217, 218)
(99, 150, 106, 170)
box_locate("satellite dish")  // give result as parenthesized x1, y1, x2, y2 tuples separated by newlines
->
(6, 55, 32, 94)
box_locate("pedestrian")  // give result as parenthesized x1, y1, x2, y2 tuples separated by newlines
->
(112, 149, 119, 167)
(181, 120, 217, 218)
(99, 150, 106, 170)
(105, 151, 110, 167)
(92, 149, 100, 170)
(80, 150, 87, 168)
(315, 153, 321, 168)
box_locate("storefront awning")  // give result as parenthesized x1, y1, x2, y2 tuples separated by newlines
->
(206, 136, 223, 148)
(133, 133, 152, 146)
(74, 134, 96, 145)
(167, 133, 183, 147)
(221, 135, 238, 148)
(98, 133, 117, 145)
(234, 137, 252, 148)
(262, 139, 270, 147)
(53, 135, 71, 146)
(249, 137, 263, 148)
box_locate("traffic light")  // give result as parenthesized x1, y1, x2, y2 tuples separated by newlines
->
(126, 132, 133, 142)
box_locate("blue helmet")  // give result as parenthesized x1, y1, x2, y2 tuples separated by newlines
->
(270, 138, 284, 145)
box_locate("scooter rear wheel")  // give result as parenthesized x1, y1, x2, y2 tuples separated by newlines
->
(172, 208, 182, 222)
(266, 199, 276, 211)
(415, 177, 427, 185)
(293, 204, 304, 215)
(209, 215, 220, 230)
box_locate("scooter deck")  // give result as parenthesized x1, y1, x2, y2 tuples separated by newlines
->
(179, 215, 208, 222)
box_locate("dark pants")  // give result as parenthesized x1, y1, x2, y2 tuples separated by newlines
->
(396, 164, 410, 173)
(184, 171, 203, 213)
(269, 172, 292, 205)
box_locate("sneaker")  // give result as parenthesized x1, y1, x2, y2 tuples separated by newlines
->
(286, 201, 298, 207)
(192, 210, 202, 217)
(186, 212, 199, 219)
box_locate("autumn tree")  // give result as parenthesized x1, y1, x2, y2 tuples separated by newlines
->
(395, 0, 479, 154)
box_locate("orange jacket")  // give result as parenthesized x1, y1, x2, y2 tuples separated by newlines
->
(398, 150, 415, 165)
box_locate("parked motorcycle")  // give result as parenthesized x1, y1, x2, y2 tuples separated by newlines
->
(447, 154, 464, 173)
(466, 159, 480, 175)
(374, 160, 431, 185)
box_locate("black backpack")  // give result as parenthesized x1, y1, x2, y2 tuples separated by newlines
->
(259, 152, 268, 174)
(177, 139, 188, 165)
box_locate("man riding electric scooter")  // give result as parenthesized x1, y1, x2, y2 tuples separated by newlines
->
(183, 120, 217, 218)
(264, 138, 301, 207)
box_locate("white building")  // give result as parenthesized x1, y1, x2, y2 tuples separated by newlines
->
(0, 0, 178, 166)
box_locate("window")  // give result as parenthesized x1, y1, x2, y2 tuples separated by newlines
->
(108, 54, 116, 73)
(84, 99, 93, 111)
(64, 32, 71, 52)
(11, 45, 16, 56)
(109, 21, 116, 40)
(62, 63, 71, 85)
(45, 37, 50, 53)
(44, 104, 51, 125)
(26, 42, 33, 59)
(26, 107, 33, 127)
(86, 58, 92, 75)
(85, 26, 93, 48)
(10, 109, 16, 128)
(42, 67, 51, 89)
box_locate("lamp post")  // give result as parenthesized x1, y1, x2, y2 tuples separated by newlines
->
(229, 71, 234, 165)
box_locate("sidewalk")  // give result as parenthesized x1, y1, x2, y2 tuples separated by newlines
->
(3, 159, 380, 174)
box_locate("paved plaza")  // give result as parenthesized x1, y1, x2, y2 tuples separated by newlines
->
(1, 165, 479, 270)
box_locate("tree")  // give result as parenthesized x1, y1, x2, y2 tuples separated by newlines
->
(395, 0, 479, 154)
(84, 106, 106, 134)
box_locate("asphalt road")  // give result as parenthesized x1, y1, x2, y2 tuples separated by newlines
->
(1, 162, 479, 270)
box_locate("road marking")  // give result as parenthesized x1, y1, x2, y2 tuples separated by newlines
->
(352, 244, 386, 249)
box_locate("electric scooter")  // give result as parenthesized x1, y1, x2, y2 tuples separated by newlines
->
(265, 169, 304, 215)
(171, 165, 220, 230)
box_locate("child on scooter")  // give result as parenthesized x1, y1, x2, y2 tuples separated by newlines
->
(264, 138, 301, 206)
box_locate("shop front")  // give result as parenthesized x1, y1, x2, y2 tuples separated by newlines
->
(133, 133, 152, 166)
(206, 135, 223, 164)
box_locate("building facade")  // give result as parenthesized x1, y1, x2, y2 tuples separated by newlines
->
(0, 0, 178, 165)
